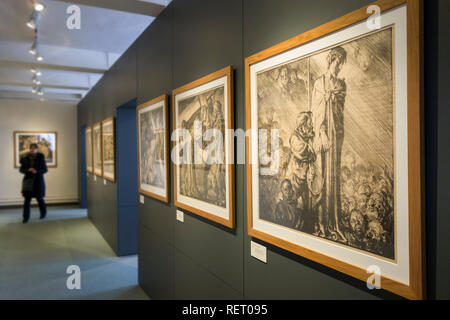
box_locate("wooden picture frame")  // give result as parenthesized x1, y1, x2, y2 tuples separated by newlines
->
(14, 131, 57, 168)
(137, 94, 170, 202)
(172, 66, 235, 228)
(101, 117, 116, 182)
(85, 126, 94, 173)
(245, 0, 424, 299)
(92, 122, 103, 177)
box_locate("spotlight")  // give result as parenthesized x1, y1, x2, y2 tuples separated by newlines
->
(26, 10, 38, 29)
(34, 2, 45, 12)
(37, 88, 44, 95)
(31, 87, 37, 93)
(30, 68, 42, 76)
(26, 19, 36, 30)
(36, 54, 43, 61)
(29, 40, 37, 55)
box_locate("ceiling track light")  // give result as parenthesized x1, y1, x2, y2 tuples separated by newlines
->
(37, 88, 44, 96)
(32, 74, 42, 85)
(31, 87, 37, 93)
(35, 54, 43, 61)
(33, 2, 45, 12)
(29, 36, 37, 55)
(26, 10, 38, 30)
(30, 68, 42, 76)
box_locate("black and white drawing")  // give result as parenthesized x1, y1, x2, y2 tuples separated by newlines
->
(173, 66, 234, 227)
(92, 123, 102, 176)
(137, 95, 169, 201)
(256, 27, 395, 259)
(102, 118, 115, 181)
(177, 86, 226, 208)
(86, 126, 93, 173)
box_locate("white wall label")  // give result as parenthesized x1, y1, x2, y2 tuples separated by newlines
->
(176, 210, 184, 222)
(93, 175, 97, 182)
(140, 195, 144, 204)
(103, 179, 107, 185)
(251, 241, 267, 263)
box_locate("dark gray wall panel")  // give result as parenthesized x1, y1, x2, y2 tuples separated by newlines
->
(137, 5, 173, 103)
(138, 225, 174, 299)
(433, 0, 450, 300)
(243, 0, 373, 58)
(78, 43, 138, 256)
(172, 0, 244, 296)
(172, 0, 243, 88)
(174, 249, 242, 300)
(136, 3, 174, 239)
(139, 199, 174, 245)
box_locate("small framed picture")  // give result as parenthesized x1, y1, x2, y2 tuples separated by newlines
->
(137, 95, 170, 202)
(14, 131, 57, 168)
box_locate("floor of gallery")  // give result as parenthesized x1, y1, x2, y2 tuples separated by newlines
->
(0, 206, 148, 300)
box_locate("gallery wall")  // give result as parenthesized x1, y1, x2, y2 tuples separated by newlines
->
(0, 99, 78, 206)
(77, 43, 137, 255)
(78, 0, 450, 299)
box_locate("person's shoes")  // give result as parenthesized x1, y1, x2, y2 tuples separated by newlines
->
(40, 215, 46, 220)
(22, 218, 29, 224)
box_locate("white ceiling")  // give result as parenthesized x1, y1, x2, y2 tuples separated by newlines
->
(0, 0, 169, 103)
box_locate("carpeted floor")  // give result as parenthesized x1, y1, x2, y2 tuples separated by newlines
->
(0, 206, 148, 300)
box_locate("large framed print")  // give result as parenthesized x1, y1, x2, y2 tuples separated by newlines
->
(137, 95, 170, 202)
(172, 66, 235, 228)
(102, 118, 116, 182)
(92, 122, 103, 177)
(14, 131, 57, 168)
(85, 126, 93, 173)
(245, 0, 424, 299)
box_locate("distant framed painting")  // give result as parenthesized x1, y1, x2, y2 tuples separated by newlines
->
(85, 126, 93, 173)
(245, 0, 424, 299)
(102, 118, 116, 182)
(92, 122, 103, 177)
(14, 131, 57, 168)
(137, 95, 170, 202)
(172, 66, 235, 228)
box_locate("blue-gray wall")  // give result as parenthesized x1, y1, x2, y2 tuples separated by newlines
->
(77, 0, 450, 299)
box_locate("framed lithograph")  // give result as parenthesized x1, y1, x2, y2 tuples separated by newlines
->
(172, 66, 235, 228)
(85, 126, 93, 173)
(245, 0, 424, 299)
(14, 131, 57, 168)
(92, 122, 103, 177)
(137, 95, 170, 202)
(102, 118, 116, 182)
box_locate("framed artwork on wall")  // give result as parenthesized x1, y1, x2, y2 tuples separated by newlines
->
(85, 126, 93, 173)
(92, 122, 103, 177)
(137, 95, 170, 202)
(172, 66, 235, 228)
(14, 131, 57, 168)
(102, 118, 116, 182)
(245, 0, 424, 299)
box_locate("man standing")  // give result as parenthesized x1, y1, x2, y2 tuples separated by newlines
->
(287, 111, 316, 232)
(310, 46, 347, 240)
(19, 143, 47, 223)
